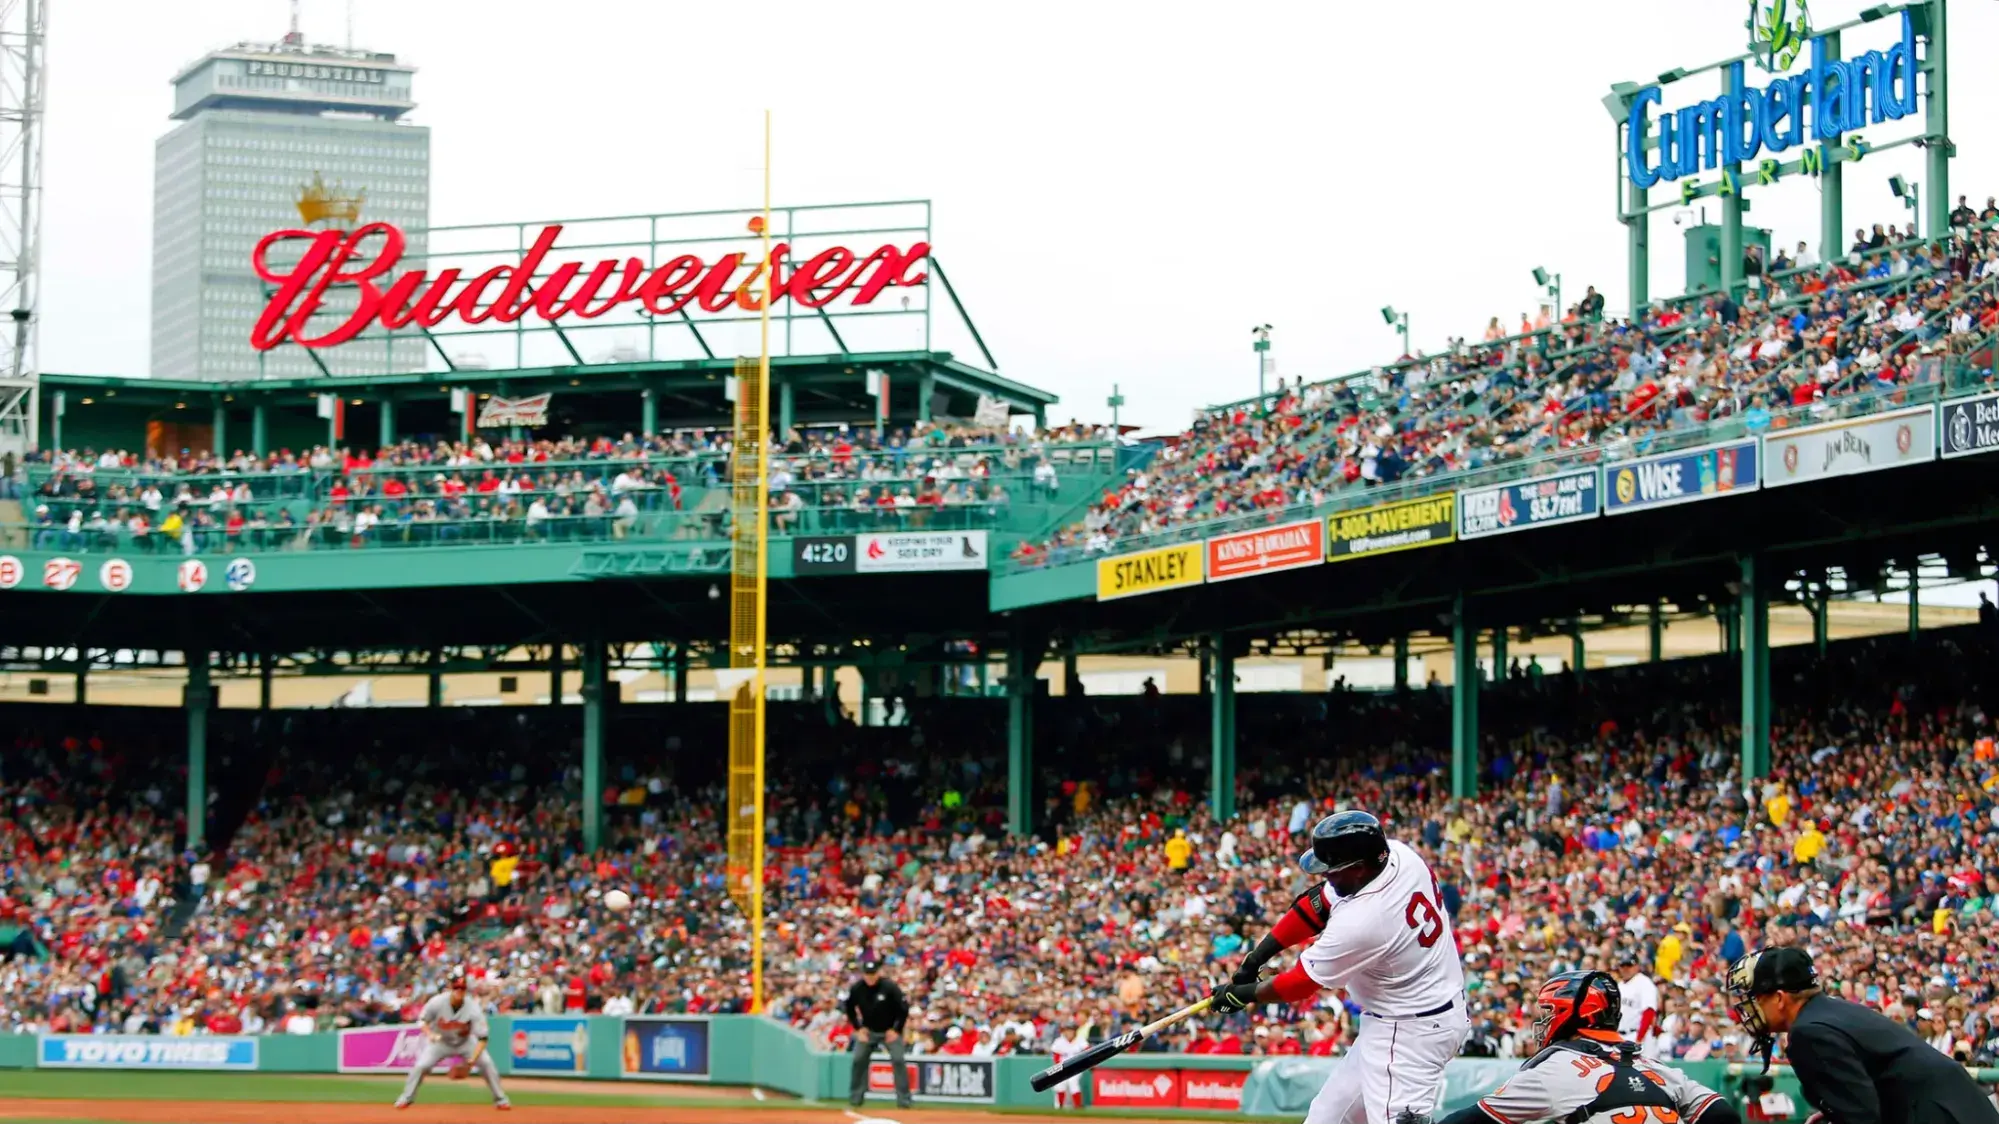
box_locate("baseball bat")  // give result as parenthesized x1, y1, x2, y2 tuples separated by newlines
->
(1028, 997, 1214, 1093)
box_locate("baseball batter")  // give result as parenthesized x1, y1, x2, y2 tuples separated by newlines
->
(1440, 971, 1737, 1124)
(394, 969, 510, 1111)
(1214, 810, 1468, 1123)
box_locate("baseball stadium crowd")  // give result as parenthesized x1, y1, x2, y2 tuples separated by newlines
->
(4, 619, 1999, 1074)
(15, 420, 1114, 552)
(1016, 208, 1999, 567)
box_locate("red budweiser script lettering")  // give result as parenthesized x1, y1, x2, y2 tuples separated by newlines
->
(250, 222, 931, 350)
(1205, 518, 1325, 582)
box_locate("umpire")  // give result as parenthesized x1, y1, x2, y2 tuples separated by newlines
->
(1727, 947, 1999, 1122)
(843, 957, 912, 1109)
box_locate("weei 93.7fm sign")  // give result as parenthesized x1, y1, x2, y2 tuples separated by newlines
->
(249, 221, 931, 350)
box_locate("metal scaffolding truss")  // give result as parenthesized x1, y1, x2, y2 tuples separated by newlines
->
(0, 0, 41, 460)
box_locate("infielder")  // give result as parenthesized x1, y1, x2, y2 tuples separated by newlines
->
(1213, 810, 1468, 1123)
(1440, 971, 1737, 1124)
(395, 968, 511, 1111)
(1047, 1023, 1087, 1110)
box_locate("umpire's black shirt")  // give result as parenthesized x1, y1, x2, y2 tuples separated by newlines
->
(843, 977, 909, 1034)
(1787, 994, 1999, 1122)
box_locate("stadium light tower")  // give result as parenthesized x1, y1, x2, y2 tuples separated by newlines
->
(1250, 324, 1272, 402)
(1890, 175, 1919, 239)
(0, 0, 45, 462)
(1532, 266, 1562, 323)
(1380, 307, 1409, 357)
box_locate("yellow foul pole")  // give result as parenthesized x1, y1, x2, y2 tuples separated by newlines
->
(727, 110, 773, 1014)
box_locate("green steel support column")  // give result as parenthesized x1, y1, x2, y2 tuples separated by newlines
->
(1063, 647, 1079, 695)
(1005, 640, 1034, 836)
(251, 404, 268, 457)
(1451, 595, 1478, 797)
(777, 377, 794, 439)
(976, 660, 989, 697)
(581, 638, 605, 853)
(186, 651, 211, 851)
(1393, 635, 1410, 692)
(427, 650, 443, 709)
(212, 402, 227, 456)
(1909, 567, 1921, 643)
(1924, 0, 1949, 240)
(918, 373, 936, 423)
(1721, 63, 1745, 295)
(1491, 627, 1508, 683)
(1210, 634, 1237, 822)
(1724, 604, 1741, 657)
(673, 645, 689, 703)
(379, 398, 396, 449)
(1740, 556, 1772, 780)
(1814, 586, 1830, 657)
(75, 651, 87, 706)
(1820, 30, 1844, 263)
(1627, 122, 1650, 311)
(260, 653, 274, 711)
(1569, 619, 1586, 678)
(641, 387, 658, 437)
(1649, 602, 1665, 663)
(548, 646, 562, 705)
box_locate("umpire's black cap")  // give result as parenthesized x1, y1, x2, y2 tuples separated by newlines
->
(1737, 947, 1820, 996)
(860, 957, 882, 973)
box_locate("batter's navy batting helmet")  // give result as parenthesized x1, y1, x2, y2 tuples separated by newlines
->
(1534, 970, 1621, 1050)
(1299, 810, 1388, 877)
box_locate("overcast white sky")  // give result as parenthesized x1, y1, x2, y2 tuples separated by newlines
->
(36, 0, 1999, 434)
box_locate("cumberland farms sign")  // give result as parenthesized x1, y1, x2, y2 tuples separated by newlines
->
(249, 222, 930, 350)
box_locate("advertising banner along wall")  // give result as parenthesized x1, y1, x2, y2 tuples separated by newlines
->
(621, 1017, 711, 1080)
(1325, 495, 1456, 561)
(39, 1034, 258, 1071)
(1458, 468, 1600, 539)
(1095, 542, 1203, 601)
(1088, 1066, 1248, 1110)
(508, 1016, 591, 1073)
(855, 531, 988, 572)
(868, 1058, 996, 1103)
(1942, 393, 1999, 459)
(338, 1024, 461, 1074)
(1205, 519, 1323, 582)
(1761, 405, 1936, 487)
(1604, 440, 1759, 515)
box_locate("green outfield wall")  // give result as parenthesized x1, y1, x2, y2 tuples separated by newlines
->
(0, 1019, 1787, 1118)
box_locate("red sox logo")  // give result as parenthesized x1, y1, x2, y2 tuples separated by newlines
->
(1896, 423, 1912, 454)
(1782, 443, 1799, 474)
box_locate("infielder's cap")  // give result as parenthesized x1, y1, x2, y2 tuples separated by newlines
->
(447, 968, 468, 986)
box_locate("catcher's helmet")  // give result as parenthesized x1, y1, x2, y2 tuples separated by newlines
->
(1533, 970, 1621, 1051)
(1299, 810, 1389, 890)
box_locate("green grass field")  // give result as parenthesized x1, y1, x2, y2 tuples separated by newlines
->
(0, 1070, 1249, 1122)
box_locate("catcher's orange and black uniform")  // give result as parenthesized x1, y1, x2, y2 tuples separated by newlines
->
(1445, 1031, 1737, 1124)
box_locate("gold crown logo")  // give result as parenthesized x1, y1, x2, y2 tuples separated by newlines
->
(295, 171, 365, 229)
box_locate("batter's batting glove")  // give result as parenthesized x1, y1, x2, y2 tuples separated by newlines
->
(1211, 980, 1259, 1013)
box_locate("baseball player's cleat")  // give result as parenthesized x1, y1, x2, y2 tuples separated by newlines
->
(495, 1103, 512, 1111)
(393, 1100, 411, 1111)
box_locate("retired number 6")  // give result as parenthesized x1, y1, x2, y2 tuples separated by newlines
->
(1405, 891, 1443, 948)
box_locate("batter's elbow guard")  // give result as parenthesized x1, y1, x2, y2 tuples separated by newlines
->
(1268, 884, 1330, 949)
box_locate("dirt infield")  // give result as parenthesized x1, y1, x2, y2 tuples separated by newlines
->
(0, 1099, 1033, 1123)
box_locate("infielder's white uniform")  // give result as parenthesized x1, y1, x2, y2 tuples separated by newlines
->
(1048, 1033, 1086, 1099)
(1297, 840, 1468, 1123)
(395, 990, 510, 1108)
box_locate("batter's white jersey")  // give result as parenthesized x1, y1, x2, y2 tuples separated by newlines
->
(1298, 839, 1465, 1016)
(418, 992, 489, 1050)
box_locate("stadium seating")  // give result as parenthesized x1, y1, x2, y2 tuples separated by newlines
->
(1015, 219, 1999, 568)
(14, 423, 1122, 554)
(7, 623, 1999, 1068)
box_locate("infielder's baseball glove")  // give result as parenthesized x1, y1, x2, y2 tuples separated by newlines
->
(448, 1060, 472, 1081)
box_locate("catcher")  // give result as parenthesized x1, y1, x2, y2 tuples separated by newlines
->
(395, 967, 511, 1111)
(1440, 970, 1737, 1124)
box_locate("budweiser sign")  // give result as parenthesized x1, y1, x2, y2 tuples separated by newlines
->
(476, 393, 552, 429)
(250, 222, 930, 350)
